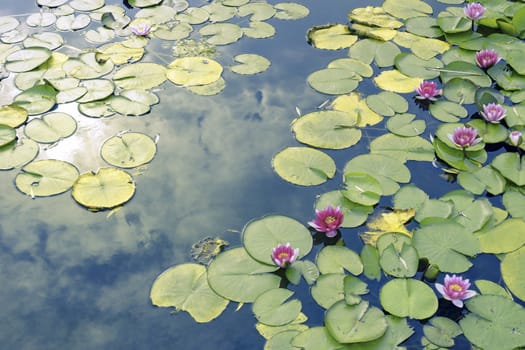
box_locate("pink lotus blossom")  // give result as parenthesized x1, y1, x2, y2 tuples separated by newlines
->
(464, 2, 485, 20)
(435, 274, 477, 307)
(130, 22, 151, 36)
(509, 130, 523, 147)
(480, 103, 506, 123)
(272, 243, 299, 268)
(415, 81, 442, 101)
(447, 126, 482, 148)
(308, 205, 344, 238)
(476, 49, 500, 68)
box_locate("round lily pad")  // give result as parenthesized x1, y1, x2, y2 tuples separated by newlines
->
(316, 245, 363, 275)
(13, 84, 57, 115)
(274, 2, 309, 20)
(379, 278, 438, 319)
(101, 132, 157, 168)
(0, 125, 16, 147)
(307, 68, 361, 95)
(199, 23, 243, 45)
(252, 288, 302, 326)
(167, 57, 222, 86)
(0, 138, 39, 170)
(72, 167, 135, 210)
(272, 146, 336, 186)
(242, 214, 312, 265)
(0, 104, 28, 128)
(15, 159, 79, 197)
(5, 47, 52, 73)
(230, 54, 270, 75)
(24, 112, 77, 143)
(113, 63, 167, 90)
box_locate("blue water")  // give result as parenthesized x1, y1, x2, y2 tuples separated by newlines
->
(0, 0, 520, 349)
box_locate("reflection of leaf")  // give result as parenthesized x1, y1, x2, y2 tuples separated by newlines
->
(460, 295, 525, 349)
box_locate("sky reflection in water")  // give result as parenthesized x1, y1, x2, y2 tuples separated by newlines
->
(0, 0, 382, 348)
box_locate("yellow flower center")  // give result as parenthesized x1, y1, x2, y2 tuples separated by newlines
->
(278, 252, 290, 259)
(324, 216, 336, 224)
(449, 284, 463, 292)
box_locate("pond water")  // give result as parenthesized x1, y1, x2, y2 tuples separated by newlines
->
(1, 0, 524, 349)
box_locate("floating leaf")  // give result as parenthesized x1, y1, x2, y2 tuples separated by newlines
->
(202, 3, 237, 22)
(343, 154, 411, 195)
(13, 84, 57, 115)
(383, 0, 433, 19)
(15, 159, 79, 197)
(405, 16, 443, 38)
(238, 3, 275, 21)
(0, 138, 39, 170)
(230, 54, 270, 75)
(101, 132, 156, 168)
(62, 52, 114, 79)
(55, 13, 91, 31)
(413, 221, 480, 273)
(460, 295, 525, 349)
(252, 288, 301, 327)
(344, 275, 369, 305)
(437, 15, 472, 34)
(307, 24, 357, 50)
(475, 279, 512, 299)
(256, 313, 308, 340)
(342, 172, 382, 206)
(0, 125, 15, 147)
(186, 77, 226, 96)
(350, 23, 397, 41)
(440, 190, 494, 232)
(379, 278, 438, 319)
(307, 68, 360, 95)
(393, 32, 450, 60)
(5, 47, 52, 73)
(478, 218, 525, 254)
(331, 92, 382, 127)
(0, 104, 28, 128)
(150, 263, 228, 323)
(349, 6, 403, 29)
(325, 300, 387, 343)
(440, 61, 492, 87)
(356, 315, 415, 350)
(23, 32, 63, 50)
(503, 190, 525, 220)
(361, 211, 414, 246)
(264, 330, 302, 349)
(395, 53, 443, 79)
(423, 317, 462, 348)
(274, 2, 309, 20)
(291, 110, 360, 149)
(379, 240, 419, 278)
(491, 153, 525, 186)
(311, 274, 346, 309)
(167, 57, 222, 86)
(366, 91, 408, 117)
(314, 190, 373, 228)
(114, 62, 167, 89)
(108, 95, 151, 116)
(72, 168, 135, 210)
(428, 100, 468, 122)
(96, 42, 144, 65)
(242, 215, 312, 266)
(24, 112, 76, 143)
(501, 245, 525, 302)
(349, 39, 401, 67)
(292, 327, 347, 350)
(327, 58, 373, 78)
(316, 245, 363, 275)
(199, 23, 243, 45)
(385, 114, 426, 137)
(374, 70, 423, 93)
(242, 21, 275, 39)
(207, 247, 280, 303)
(286, 260, 319, 286)
(272, 147, 336, 186)
(360, 244, 381, 281)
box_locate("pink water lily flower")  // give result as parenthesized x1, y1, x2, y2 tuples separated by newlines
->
(476, 49, 500, 68)
(272, 243, 299, 268)
(415, 81, 442, 101)
(448, 126, 482, 148)
(480, 103, 506, 123)
(435, 274, 477, 308)
(464, 2, 485, 20)
(509, 130, 523, 147)
(308, 205, 344, 238)
(130, 22, 151, 36)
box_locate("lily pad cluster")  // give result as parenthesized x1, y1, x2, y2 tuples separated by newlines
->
(0, 0, 309, 209)
(152, 0, 525, 349)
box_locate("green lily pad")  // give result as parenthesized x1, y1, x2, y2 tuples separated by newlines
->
(307, 68, 361, 95)
(443, 77, 476, 104)
(380, 278, 438, 319)
(440, 61, 492, 87)
(394, 31, 450, 60)
(24, 112, 77, 143)
(0, 125, 16, 147)
(437, 15, 472, 33)
(360, 244, 381, 281)
(423, 317, 462, 348)
(327, 58, 373, 78)
(468, 119, 508, 144)
(274, 3, 309, 20)
(502, 190, 525, 220)
(342, 171, 382, 206)
(230, 54, 270, 75)
(475, 279, 512, 299)
(291, 327, 347, 350)
(242, 214, 312, 266)
(113, 62, 167, 89)
(478, 218, 525, 254)
(428, 100, 468, 122)
(202, 3, 237, 22)
(349, 39, 401, 67)
(76, 79, 115, 103)
(150, 263, 228, 323)
(291, 110, 360, 149)
(252, 288, 301, 327)
(325, 300, 387, 343)
(314, 190, 373, 228)
(311, 274, 346, 309)
(316, 245, 363, 275)
(242, 21, 275, 39)
(413, 221, 480, 273)
(264, 330, 301, 350)
(238, 3, 275, 21)
(349, 6, 403, 29)
(101, 132, 156, 168)
(491, 153, 525, 186)
(128, 0, 163, 7)
(440, 191, 494, 232)
(394, 53, 443, 79)
(62, 52, 114, 79)
(207, 247, 280, 303)
(96, 42, 145, 65)
(460, 295, 525, 349)
(343, 154, 411, 195)
(167, 57, 222, 86)
(501, 245, 525, 302)
(383, 0, 433, 19)
(23, 32, 63, 50)
(366, 91, 408, 117)
(55, 13, 91, 31)
(331, 92, 383, 127)
(107, 95, 151, 116)
(72, 167, 135, 210)
(379, 241, 419, 278)
(199, 23, 243, 45)
(386, 114, 426, 137)
(307, 24, 357, 50)
(5, 47, 52, 73)
(405, 16, 443, 37)
(457, 166, 506, 196)
(488, 64, 525, 91)
(13, 84, 57, 115)
(15, 159, 79, 197)
(285, 260, 319, 286)
(272, 147, 336, 186)
(0, 138, 39, 170)
(175, 7, 209, 25)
